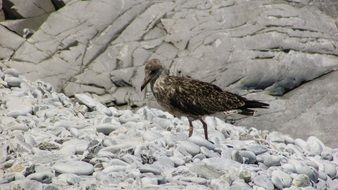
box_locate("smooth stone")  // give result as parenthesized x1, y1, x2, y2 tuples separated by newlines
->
(74, 94, 112, 116)
(0, 143, 8, 164)
(239, 170, 251, 183)
(170, 156, 185, 166)
(96, 124, 119, 135)
(27, 172, 53, 184)
(323, 162, 337, 178)
(179, 177, 207, 185)
(257, 154, 281, 167)
(57, 173, 81, 185)
(108, 159, 128, 166)
(295, 138, 308, 152)
(229, 181, 252, 190)
(253, 174, 274, 190)
(139, 165, 161, 175)
(292, 174, 311, 187)
(61, 139, 89, 154)
(200, 147, 219, 158)
(153, 157, 175, 171)
(4, 76, 22, 87)
(102, 165, 127, 173)
(271, 170, 292, 188)
(8, 179, 43, 190)
(142, 131, 163, 141)
(189, 164, 223, 179)
(293, 162, 319, 183)
(4, 68, 19, 77)
(179, 141, 200, 156)
(328, 179, 338, 189)
(188, 136, 215, 150)
(282, 163, 296, 173)
(245, 144, 268, 155)
(142, 177, 158, 187)
(307, 136, 324, 156)
(53, 160, 94, 175)
(232, 150, 256, 164)
(6, 97, 33, 117)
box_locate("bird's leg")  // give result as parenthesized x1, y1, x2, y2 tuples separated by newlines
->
(199, 118, 208, 140)
(188, 118, 194, 137)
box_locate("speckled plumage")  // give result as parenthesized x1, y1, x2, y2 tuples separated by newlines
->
(141, 59, 269, 140)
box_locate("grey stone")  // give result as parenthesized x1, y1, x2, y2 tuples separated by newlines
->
(6, 96, 33, 117)
(189, 164, 223, 179)
(139, 165, 161, 175)
(271, 169, 292, 189)
(245, 144, 268, 155)
(179, 141, 200, 156)
(253, 174, 274, 190)
(292, 174, 311, 187)
(307, 136, 324, 156)
(229, 181, 252, 190)
(95, 124, 119, 135)
(188, 135, 216, 150)
(53, 160, 94, 175)
(74, 94, 112, 116)
(4, 75, 22, 87)
(323, 162, 337, 178)
(27, 172, 53, 184)
(231, 150, 257, 164)
(257, 154, 281, 167)
(57, 173, 81, 185)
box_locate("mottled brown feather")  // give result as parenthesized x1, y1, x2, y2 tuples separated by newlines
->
(152, 75, 246, 118)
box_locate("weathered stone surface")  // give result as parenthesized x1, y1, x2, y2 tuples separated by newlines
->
(2, 0, 55, 19)
(1, 0, 338, 147)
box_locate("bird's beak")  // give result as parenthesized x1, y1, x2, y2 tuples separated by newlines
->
(141, 74, 152, 91)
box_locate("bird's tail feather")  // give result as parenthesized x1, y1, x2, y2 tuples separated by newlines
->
(238, 100, 269, 116)
(243, 100, 269, 109)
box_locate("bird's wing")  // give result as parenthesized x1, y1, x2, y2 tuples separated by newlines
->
(167, 76, 245, 115)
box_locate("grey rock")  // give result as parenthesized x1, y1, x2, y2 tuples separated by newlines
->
(323, 162, 337, 178)
(6, 96, 33, 117)
(253, 174, 274, 190)
(139, 165, 161, 175)
(74, 94, 112, 116)
(292, 174, 311, 187)
(239, 170, 251, 183)
(293, 162, 319, 183)
(141, 177, 158, 187)
(2, 0, 54, 18)
(179, 141, 200, 156)
(95, 124, 119, 135)
(53, 160, 94, 175)
(229, 181, 252, 190)
(307, 136, 324, 156)
(188, 136, 216, 150)
(257, 154, 281, 167)
(271, 169, 292, 189)
(231, 150, 256, 164)
(189, 164, 223, 179)
(57, 173, 81, 185)
(4, 75, 22, 87)
(328, 179, 338, 189)
(7, 179, 43, 190)
(27, 172, 53, 184)
(245, 144, 268, 155)
(4, 68, 19, 77)
(200, 147, 219, 158)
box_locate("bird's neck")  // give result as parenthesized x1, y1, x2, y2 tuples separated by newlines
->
(150, 69, 166, 91)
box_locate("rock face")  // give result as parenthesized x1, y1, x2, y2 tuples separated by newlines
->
(1, 0, 338, 147)
(0, 67, 337, 189)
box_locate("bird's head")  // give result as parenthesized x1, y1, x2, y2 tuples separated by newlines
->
(141, 59, 163, 91)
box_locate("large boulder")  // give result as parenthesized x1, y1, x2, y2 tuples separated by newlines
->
(0, 0, 338, 146)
